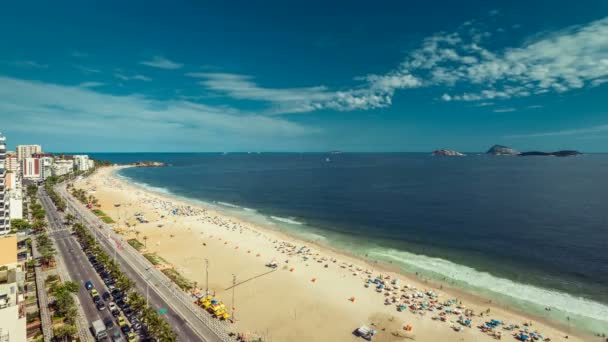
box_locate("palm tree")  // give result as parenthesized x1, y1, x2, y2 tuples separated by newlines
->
(116, 274, 135, 293)
(127, 292, 146, 313)
(143, 235, 148, 248)
(54, 324, 77, 342)
(65, 213, 75, 225)
(134, 230, 141, 240)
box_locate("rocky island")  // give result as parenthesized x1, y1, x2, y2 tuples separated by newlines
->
(519, 150, 583, 157)
(486, 145, 519, 156)
(432, 149, 466, 156)
(132, 161, 167, 167)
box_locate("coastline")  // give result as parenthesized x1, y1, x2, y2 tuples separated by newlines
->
(74, 165, 597, 341)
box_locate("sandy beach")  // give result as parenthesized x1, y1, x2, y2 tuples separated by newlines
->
(71, 166, 595, 342)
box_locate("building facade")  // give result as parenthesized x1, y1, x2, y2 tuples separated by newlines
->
(4, 153, 18, 173)
(0, 134, 9, 235)
(52, 160, 74, 177)
(15, 145, 41, 162)
(40, 157, 54, 180)
(0, 236, 27, 342)
(73, 155, 90, 171)
(21, 158, 41, 180)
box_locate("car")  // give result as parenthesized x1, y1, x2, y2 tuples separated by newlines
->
(90, 288, 99, 297)
(103, 317, 115, 330)
(116, 299, 126, 308)
(131, 322, 142, 331)
(127, 332, 137, 342)
(108, 302, 117, 311)
(85, 281, 93, 290)
(96, 301, 106, 311)
(123, 307, 133, 317)
(117, 316, 127, 327)
(121, 324, 131, 334)
(102, 291, 111, 301)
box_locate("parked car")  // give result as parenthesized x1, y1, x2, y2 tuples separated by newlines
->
(103, 317, 114, 330)
(127, 332, 137, 342)
(85, 281, 93, 290)
(102, 291, 111, 301)
(120, 324, 131, 334)
(96, 300, 106, 311)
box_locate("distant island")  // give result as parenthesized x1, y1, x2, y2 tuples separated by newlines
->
(432, 149, 465, 156)
(132, 161, 167, 167)
(486, 145, 582, 157)
(519, 150, 583, 157)
(486, 144, 519, 156)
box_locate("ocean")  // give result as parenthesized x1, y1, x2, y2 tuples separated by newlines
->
(89, 152, 608, 334)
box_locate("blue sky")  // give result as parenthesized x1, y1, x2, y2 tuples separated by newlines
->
(1, 0, 607, 152)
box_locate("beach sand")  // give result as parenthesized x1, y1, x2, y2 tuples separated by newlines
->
(72, 166, 595, 342)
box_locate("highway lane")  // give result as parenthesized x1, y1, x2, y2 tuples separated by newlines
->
(38, 189, 108, 337)
(58, 186, 221, 342)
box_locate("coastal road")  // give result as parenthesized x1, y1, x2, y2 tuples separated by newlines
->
(57, 184, 229, 342)
(38, 188, 106, 339)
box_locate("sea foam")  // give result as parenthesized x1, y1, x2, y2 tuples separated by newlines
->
(369, 248, 608, 329)
(270, 216, 304, 225)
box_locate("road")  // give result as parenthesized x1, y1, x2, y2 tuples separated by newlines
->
(56, 184, 230, 342)
(38, 188, 105, 339)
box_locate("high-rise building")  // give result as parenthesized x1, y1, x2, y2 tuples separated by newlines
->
(73, 155, 91, 171)
(22, 158, 41, 180)
(15, 145, 41, 161)
(40, 157, 54, 180)
(0, 134, 9, 235)
(4, 153, 18, 173)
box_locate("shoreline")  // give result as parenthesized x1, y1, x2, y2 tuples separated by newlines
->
(76, 165, 598, 341)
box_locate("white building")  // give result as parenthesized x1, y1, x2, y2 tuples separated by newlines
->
(73, 155, 91, 171)
(21, 158, 41, 180)
(88, 159, 95, 170)
(52, 159, 74, 177)
(15, 145, 41, 161)
(0, 134, 9, 235)
(40, 156, 54, 180)
(6, 173, 22, 221)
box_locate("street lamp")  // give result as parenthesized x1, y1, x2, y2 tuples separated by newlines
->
(205, 258, 209, 295)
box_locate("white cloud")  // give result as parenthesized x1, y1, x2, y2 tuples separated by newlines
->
(493, 107, 516, 113)
(71, 51, 88, 58)
(0, 76, 315, 147)
(431, 17, 608, 101)
(115, 73, 152, 81)
(8, 60, 48, 68)
(78, 82, 105, 88)
(75, 65, 100, 74)
(187, 72, 403, 113)
(139, 56, 183, 69)
(186, 16, 608, 114)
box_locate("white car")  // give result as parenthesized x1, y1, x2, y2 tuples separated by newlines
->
(108, 302, 117, 311)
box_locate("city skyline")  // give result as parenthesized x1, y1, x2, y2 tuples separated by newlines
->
(1, 1, 608, 152)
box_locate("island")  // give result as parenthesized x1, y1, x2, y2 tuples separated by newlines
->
(132, 161, 167, 167)
(486, 145, 519, 156)
(432, 149, 465, 156)
(519, 150, 582, 157)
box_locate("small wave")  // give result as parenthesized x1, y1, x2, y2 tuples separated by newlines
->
(216, 201, 242, 209)
(368, 248, 608, 326)
(116, 172, 173, 195)
(243, 207, 257, 213)
(270, 216, 304, 225)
